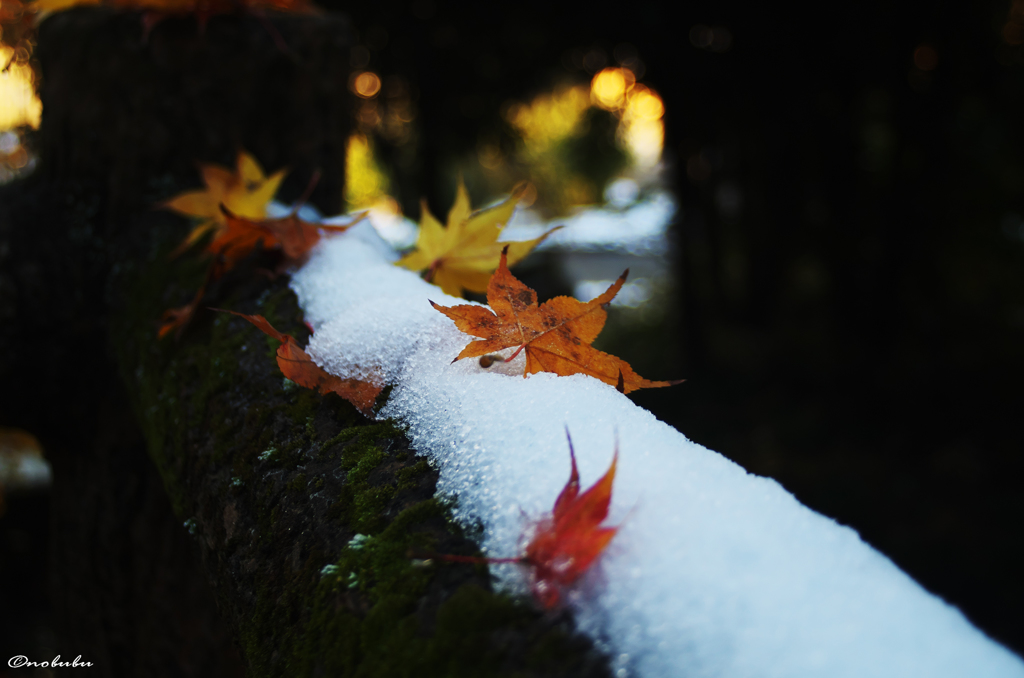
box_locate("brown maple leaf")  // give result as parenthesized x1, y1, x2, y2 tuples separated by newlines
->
(158, 261, 215, 339)
(430, 246, 682, 393)
(205, 207, 280, 276)
(214, 205, 365, 270)
(217, 310, 382, 416)
(158, 295, 202, 340)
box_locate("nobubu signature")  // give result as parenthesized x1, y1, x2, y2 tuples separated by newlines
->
(8, 655, 93, 668)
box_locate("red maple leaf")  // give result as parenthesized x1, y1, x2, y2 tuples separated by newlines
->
(522, 431, 619, 608)
(435, 430, 619, 609)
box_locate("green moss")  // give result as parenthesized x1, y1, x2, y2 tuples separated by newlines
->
(397, 460, 431, 490)
(295, 501, 455, 676)
(296, 554, 580, 678)
(111, 229, 605, 677)
(330, 433, 395, 535)
(322, 427, 361, 457)
(286, 473, 307, 493)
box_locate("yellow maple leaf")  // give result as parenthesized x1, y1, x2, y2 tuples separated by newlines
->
(162, 151, 286, 255)
(396, 181, 559, 297)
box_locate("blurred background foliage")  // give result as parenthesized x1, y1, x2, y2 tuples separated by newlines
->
(1, 0, 1023, 662)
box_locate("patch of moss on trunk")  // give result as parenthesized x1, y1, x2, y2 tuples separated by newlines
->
(107, 220, 611, 677)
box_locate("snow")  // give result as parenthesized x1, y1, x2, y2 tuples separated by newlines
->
(266, 199, 420, 251)
(501, 188, 675, 255)
(290, 220, 1024, 678)
(0, 451, 51, 490)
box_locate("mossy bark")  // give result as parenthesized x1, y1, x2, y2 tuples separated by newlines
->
(0, 9, 611, 676)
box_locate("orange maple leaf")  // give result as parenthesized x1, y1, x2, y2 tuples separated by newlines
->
(158, 261, 215, 339)
(212, 205, 365, 272)
(162, 151, 286, 257)
(159, 175, 358, 339)
(434, 431, 619, 609)
(430, 246, 681, 393)
(217, 310, 382, 416)
(158, 292, 203, 339)
(158, 210, 267, 339)
(205, 207, 279, 275)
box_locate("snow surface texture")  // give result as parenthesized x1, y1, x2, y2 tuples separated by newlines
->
(502, 186, 674, 255)
(291, 222, 1024, 678)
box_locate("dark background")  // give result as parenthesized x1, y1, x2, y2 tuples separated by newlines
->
(1, 0, 1022, 668)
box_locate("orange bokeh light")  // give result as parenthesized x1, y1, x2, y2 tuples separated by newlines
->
(351, 71, 382, 98)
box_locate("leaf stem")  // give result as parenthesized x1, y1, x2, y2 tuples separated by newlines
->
(505, 344, 526, 362)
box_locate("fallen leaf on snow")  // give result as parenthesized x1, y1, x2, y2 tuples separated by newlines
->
(431, 246, 681, 393)
(433, 430, 620, 609)
(217, 310, 382, 416)
(396, 180, 558, 297)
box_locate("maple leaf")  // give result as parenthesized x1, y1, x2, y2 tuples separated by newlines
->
(158, 262, 213, 339)
(163, 151, 286, 256)
(430, 430, 619, 609)
(204, 207, 279, 276)
(396, 180, 559, 297)
(212, 205, 365, 271)
(158, 295, 202, 340)
(523, 431, 619, 608)
(431, 247, 682, 393)
(217, 310, 382, 416)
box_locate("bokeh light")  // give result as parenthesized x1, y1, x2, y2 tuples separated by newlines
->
(379, 74, 415, 144)
(591, 67, 635, 111)
(482, 66, 665, 212)
(0, 426, 51, 518)
(504, 85, 591, 150)
(618, 83, 664, 168)
(0, 130, 31, 182)
(0, 43, 39, 183)
(590, 67, 664, 168)
(476, 140, 504, 170)
(344, 133, 391, 210)
(350, 70, 382, 98)
(0, 45, 41, 131)
(499, 84, 610, 210)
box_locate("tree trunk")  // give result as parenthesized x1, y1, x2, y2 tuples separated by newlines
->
(0, 9, 610, 676)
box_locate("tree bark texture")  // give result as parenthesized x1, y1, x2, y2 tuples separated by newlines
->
(0, 9, 610, 677)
